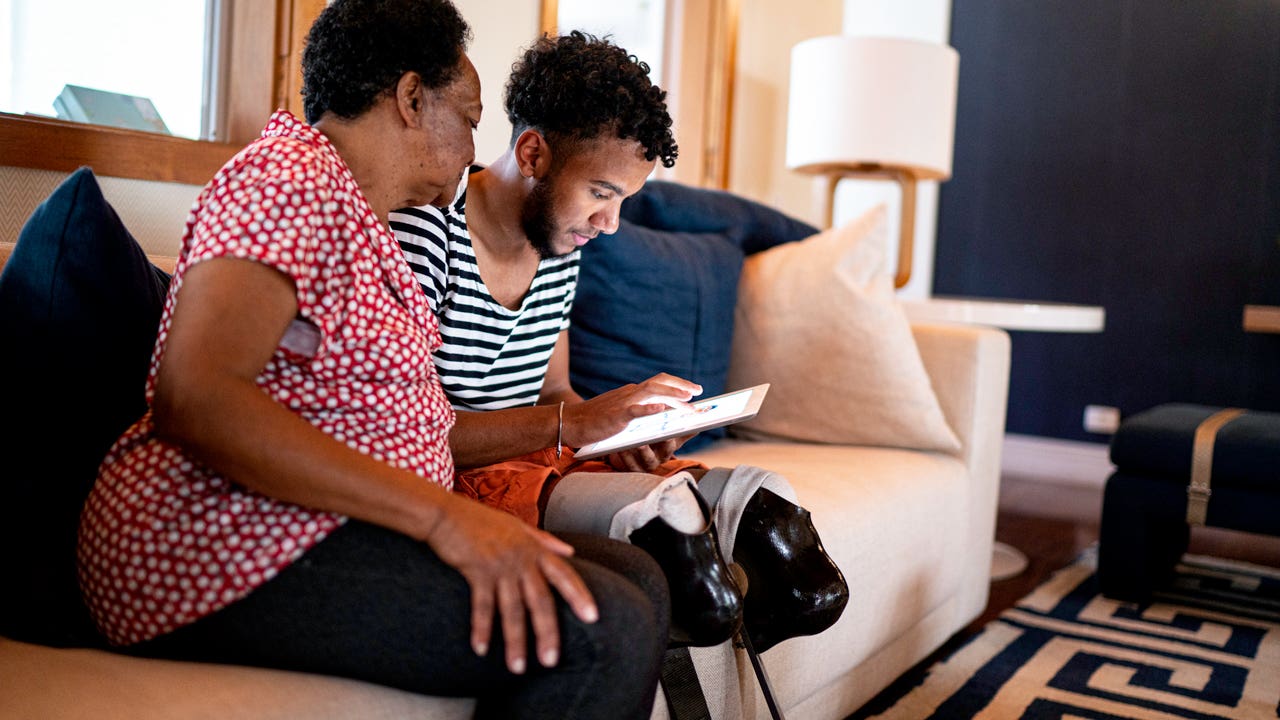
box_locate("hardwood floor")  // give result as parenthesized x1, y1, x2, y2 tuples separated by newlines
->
(848, 471, 1280, 719)
(977, 473, 1102, 629)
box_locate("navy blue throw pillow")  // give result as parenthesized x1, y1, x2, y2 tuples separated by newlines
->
(620, 180, 819, 255)
(569, 181, 817, 452)
(571, 222, 742, 452)
(0, 167, 170, 647)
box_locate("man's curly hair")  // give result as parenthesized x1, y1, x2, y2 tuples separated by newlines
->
(301, 0, 472, 124)
(505, 31, 678, 168)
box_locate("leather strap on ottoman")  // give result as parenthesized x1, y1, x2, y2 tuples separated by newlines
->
(1187, 408, 1245, 525)
(1110, 403, 1280, 495)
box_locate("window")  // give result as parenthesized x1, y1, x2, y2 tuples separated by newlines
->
(542, 0, 739, 188)
(0, 0, 323, 185)
(552, 0, 667, 85)
(1, 0, 213, 140)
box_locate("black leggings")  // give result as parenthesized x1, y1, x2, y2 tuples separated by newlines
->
(128, 520, 670, 720)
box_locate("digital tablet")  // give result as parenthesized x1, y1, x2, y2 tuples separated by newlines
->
(573, 383, 770, 460)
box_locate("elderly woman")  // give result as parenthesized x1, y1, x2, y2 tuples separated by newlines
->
(75, 1, 667, 718)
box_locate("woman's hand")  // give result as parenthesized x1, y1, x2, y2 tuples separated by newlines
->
(422, 493, 597, 676)
(562, 373, 701, 448)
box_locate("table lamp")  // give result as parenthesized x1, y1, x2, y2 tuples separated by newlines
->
(786, 35, 959, 288)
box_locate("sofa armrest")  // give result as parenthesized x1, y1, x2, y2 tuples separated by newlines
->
(912, 322, 1011, 474)
(912, 320, 1011, 615)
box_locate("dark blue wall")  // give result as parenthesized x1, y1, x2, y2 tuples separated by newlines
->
(936, 0, 1280, 442)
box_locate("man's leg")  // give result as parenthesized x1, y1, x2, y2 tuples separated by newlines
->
(697, 466, 850, 653)
(544, 472, 743, 648)
(544, 471, 705, 537)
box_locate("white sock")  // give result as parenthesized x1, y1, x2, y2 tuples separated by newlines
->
(697, 465, 797, 560)
(542, 471, 708, 541)
(609, 473, 706, 539)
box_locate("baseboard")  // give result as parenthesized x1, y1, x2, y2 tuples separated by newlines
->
(1001, 433, 1114, 488)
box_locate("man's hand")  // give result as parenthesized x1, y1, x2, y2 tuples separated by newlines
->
(562, 373, 702, 448)
(606, 434, 694, 473)
(422, 493, 598, 675)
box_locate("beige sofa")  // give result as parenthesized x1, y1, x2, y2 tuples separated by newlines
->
(0, 170, 1011, 720)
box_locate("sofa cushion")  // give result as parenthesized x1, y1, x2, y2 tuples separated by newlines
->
(726, 205, 961, 452)
(0, 637, 474, 720)
(569, 181, 817, 452)
(0, 166, 171, 647)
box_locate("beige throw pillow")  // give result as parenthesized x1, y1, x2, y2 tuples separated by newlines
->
(727, 204, 961, 452)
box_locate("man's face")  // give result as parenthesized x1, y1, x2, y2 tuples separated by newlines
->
(521, 136, 656, 259)
(412, 54, 482, 208)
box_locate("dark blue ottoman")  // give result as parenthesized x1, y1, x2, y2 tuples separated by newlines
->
(1097, 403, 1280, 602)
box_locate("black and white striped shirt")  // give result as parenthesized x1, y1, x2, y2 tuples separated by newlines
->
(390, 179, 579, 412)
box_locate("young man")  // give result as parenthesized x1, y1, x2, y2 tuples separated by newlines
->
(391, 31, 848, 653)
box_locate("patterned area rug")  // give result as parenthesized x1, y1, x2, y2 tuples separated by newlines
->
(865, 550, 1280, 719)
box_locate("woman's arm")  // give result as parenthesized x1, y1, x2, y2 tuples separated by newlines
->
(151, 257, 594, 675)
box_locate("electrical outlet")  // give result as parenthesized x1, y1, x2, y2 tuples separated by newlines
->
(1083, 405, 1121, 434)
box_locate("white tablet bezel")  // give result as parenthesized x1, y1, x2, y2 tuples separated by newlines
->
(572, 383, 771, 460)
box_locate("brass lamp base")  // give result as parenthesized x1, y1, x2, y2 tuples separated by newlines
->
(817, 165, 921, 290)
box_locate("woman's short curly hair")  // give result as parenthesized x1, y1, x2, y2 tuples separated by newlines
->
(301, 0, 472, 124)
(505, 31, 678, 168)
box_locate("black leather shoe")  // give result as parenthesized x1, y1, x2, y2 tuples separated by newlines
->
(734, 488, 849, 652)
(629, 516, 744, 648)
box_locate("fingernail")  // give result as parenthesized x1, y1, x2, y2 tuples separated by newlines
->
(583, 604, 599, 623)
(473, 640, 487, 656)
(541, 648, 559, 667)
(510, 657, 526, 674)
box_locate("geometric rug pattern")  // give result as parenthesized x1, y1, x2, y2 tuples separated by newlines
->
(866, 549, 1280, 719)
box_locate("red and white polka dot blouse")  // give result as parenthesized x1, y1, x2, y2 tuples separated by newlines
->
(78, 111, 457, 646)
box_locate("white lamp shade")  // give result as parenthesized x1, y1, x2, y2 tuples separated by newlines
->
(786, 35, 959, 179)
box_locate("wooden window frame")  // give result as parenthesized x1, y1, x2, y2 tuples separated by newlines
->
(0, 0, 325, 186)
(538, 0, 739, 189)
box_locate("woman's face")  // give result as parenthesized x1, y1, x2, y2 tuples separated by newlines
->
(409, 54, 482, 208)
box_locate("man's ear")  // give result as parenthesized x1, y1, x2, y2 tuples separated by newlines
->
(394, 71, 425, 127)
(513, 129, 552, 179)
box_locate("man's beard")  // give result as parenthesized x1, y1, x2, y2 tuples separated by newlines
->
(521, 177, 562, 260)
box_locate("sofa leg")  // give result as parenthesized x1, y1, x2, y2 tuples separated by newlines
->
(1098, 474, 1189, 603)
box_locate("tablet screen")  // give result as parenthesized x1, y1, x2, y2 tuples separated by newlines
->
(573, 383, 769, 460)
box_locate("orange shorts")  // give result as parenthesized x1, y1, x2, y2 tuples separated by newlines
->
(454, 448, 705, 528)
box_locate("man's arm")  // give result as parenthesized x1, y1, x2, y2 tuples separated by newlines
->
(450, 332, 580, 467)
(449, 331, 700, 468)
(450, 404, 564, 468)
(539, 331, 582, 405)
(545, 331, 693, 473)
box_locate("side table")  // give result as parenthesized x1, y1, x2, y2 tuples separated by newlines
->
(1243, 304, 1280, 334)
(901, 295, 1107, 580)
(900, 295, 1105, 334)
